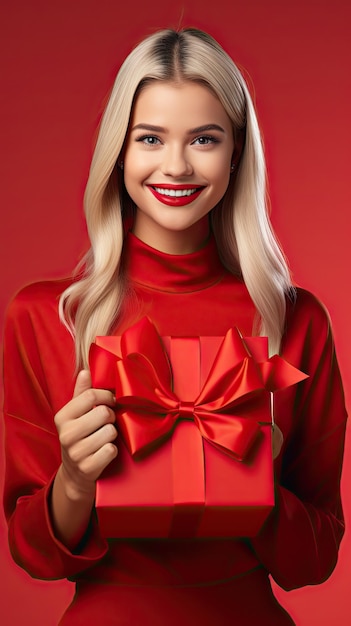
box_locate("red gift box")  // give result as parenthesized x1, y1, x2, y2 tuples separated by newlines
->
(89, 317, 307, 539)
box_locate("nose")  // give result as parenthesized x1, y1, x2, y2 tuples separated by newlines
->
(161, 145, 193, 177)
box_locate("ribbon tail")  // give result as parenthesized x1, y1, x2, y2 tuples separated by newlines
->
(260, 355, 308, 392)
(194, 412, 263, 461)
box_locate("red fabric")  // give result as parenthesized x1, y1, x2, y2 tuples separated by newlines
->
(92, 320, 289, 460)
(2, 232, 347, 624)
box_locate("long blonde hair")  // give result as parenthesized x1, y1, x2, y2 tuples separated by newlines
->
(59, 28, 293, 368)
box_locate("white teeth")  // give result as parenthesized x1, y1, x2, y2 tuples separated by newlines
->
(153, 187, 199, 197)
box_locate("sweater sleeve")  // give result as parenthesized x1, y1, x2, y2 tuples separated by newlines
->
(2, 285, 108, 580)
(250, 290, 347, 591)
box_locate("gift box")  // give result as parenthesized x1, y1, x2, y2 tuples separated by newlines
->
(89, 317, 307, 539)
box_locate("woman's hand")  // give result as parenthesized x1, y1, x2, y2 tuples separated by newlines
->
(54, 369, 118, 501)
(272, 423, 284, 460)
(51, 370, 117, 549)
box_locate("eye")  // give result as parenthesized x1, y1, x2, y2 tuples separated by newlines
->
(192, 135, 219, 146)
(136, 135, 161, 146)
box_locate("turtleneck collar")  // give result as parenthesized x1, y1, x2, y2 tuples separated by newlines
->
(123, 231, 225, 294)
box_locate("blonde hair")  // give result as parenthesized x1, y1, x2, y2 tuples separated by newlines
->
(59, 28, 294, 368)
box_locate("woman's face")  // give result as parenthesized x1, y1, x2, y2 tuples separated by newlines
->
(123, 81, 234, 253)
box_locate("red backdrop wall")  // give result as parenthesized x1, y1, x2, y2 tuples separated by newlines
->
(1, 1, 350, 624)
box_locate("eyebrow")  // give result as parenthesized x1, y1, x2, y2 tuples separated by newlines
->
(131, 123, 226, 134)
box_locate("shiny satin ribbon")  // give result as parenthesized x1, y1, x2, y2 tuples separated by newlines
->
(89, 317, 308, 461)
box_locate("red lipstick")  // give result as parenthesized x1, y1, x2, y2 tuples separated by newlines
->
(147, 184, 205, 207)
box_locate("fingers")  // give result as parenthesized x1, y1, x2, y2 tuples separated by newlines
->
(59, 403, 116, 448)
(73, 369, 92, 398)
(67, 422, 118, 468)
(55, 387, 116, 427)
(59, 408, 118, 488)
(61, 440, 118, 492)
(55, 373, 119, 493)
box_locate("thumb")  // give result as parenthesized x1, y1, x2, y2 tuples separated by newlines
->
(73, 369, 92, 398)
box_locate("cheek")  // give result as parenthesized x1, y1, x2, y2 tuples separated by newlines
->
(211, 167, 231, 196)
(124, 152, 154, 183)
(204, 150, 232, 180)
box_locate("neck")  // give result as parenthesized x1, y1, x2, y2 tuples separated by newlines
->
(132, 215, 210, 255)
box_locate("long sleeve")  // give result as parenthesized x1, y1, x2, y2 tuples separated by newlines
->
(2, 239, 348, 624)
(2, 257, 348, 603)
(2, 283, 108, 580)
(251, 289, 347, 590)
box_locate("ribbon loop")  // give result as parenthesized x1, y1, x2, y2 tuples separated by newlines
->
(89, 317, 308, 460)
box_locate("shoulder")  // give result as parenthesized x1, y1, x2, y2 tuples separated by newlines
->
(282, 287, 336, 367)
(3, 280, 77, 417)
(4, 278, 73, 339)
(286, 287, 332, 334)
(6, 279, 71, 318)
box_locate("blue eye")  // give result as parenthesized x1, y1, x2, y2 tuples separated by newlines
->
(137, 135, 161, 145)
(193, 135, 219, 145)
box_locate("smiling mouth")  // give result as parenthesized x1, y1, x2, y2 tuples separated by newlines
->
(147, 184, 205, 206)
(152, 186, 201, 197)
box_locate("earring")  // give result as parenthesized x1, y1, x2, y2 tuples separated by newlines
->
(230, 163, 235, 173)
(118, 161, 124, 170)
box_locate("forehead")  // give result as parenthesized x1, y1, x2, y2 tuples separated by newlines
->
(130, 81, 232, 130)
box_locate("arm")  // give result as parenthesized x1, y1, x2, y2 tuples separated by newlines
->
(250, 290, 347, 590)
(2, 284, 115, 579)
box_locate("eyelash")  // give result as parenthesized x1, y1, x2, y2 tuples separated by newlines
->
(135, 134, 220, 146)
(136, 135, 161, 146)
(193, 135, 219, 145)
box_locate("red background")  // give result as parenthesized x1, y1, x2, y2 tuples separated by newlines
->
(0, 1, 350, 624)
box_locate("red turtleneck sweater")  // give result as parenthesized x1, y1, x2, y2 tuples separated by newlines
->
(3, 233, 347, 625)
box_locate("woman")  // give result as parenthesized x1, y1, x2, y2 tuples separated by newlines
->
(3, 28, 347, 625)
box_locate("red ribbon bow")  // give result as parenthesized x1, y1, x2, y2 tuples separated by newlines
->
(89, 317, 307, 460)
